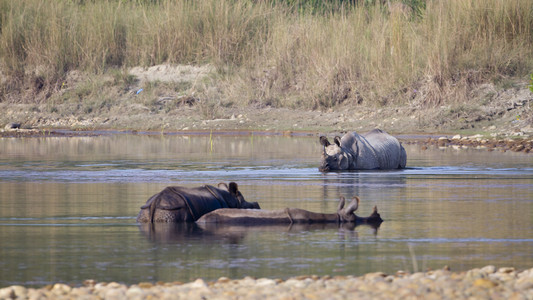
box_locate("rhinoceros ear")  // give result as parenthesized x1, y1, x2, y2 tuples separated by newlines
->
(218, 182, 229, 190)
(337, 196, 346, 211)
(319, 136, 330, 147)
(344, 196, 360, 214)
(228, 182, 239, 195)
(334, 136, 341, 147)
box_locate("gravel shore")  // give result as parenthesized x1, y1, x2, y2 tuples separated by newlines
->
(2, 266, 532, 299)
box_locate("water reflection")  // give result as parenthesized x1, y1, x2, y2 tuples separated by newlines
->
(138, 222, 381, 244)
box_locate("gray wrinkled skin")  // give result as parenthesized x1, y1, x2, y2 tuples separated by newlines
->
(319, 129, 407, 171)
(197, 196, 383, 226)
(136, 182, 260, 223)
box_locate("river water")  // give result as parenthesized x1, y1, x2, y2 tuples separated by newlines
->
(0, 133, 532, 287)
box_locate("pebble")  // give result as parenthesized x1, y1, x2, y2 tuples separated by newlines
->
(411, 136, 532, 153)
(1, 266, 532, 299)
(4, 122, 21, 130)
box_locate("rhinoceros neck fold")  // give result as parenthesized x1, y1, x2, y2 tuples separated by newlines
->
(352, 135, 380, 169)
(204, 185, 228, 208)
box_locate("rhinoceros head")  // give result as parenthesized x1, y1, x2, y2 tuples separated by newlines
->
(319, 136, 350, 171)
(218, 182, 260, 209)
(336, 196, 359, 222)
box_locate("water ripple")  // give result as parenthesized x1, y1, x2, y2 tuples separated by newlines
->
(0, 165, 531, 183)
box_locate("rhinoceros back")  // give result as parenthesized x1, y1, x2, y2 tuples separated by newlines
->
(136, 186, 230, 222)
(341, 132, 380, 169)
(182, 186, 231, 219)
(362, 129, 406, 169)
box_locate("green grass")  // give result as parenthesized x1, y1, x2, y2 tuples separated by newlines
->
(1, 0, 532, 109)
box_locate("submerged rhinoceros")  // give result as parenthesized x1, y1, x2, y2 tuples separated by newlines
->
(136, 182, 260, 223)
(319, 129, 406, 171)
(196, 196, 383, 226)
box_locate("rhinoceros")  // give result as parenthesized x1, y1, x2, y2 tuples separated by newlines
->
(319, 129, 406, 171)
(136, 182, 260, 223)
(196, 196, 383, 226)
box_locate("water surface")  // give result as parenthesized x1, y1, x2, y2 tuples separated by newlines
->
(0, 134, 532, 287)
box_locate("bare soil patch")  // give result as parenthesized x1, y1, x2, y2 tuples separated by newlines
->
(1, 65, 532, 153)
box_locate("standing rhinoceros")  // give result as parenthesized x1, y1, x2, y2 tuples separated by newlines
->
(136, 182, 260, 223)
(196, 196, 383, 226)
(319, 129, 406, 171)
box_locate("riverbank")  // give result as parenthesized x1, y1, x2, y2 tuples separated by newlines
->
(2, 125, 532, 154)
(1, 266, 532, 299)
(1, 68, 532, 154)
(2, 82, 532, 137)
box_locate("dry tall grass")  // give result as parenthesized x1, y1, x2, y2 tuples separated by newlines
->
(1, 0, 532, 108)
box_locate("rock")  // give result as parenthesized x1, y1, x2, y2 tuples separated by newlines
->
(0, 287, 15, 299)
(106, 282, 125, 289)
(187, 278, 208, 289)
(94, 282, 108, 290)
(465, 268, 487, 281)
(4, 122, 21, 130)
(409, 272, 425, 280)
(4, 267, 533, 299)
(473, 278, 498, 288)
(216, 277, 231, 284)
(499, 267, 516, 274)
(284, 278, 309, 289)
(438, 137, 449, 146)
(27, 288, 50, 300)
(255, 278, 277, 287)
(83, 279, 96, 287)
(512, 144, 525, 152)
(10, 285, 27, 298)
(126, 286, 147, 299)
(52, 283, 71, 295)
(104, 288, 126, 300)
(137, 282, 153, 289)
(364, 272, 388, 282)
(514, 276, 533, 290)
(481, 265, 497, 274)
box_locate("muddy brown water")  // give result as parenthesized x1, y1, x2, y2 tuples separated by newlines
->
(0, 134, 532, 287)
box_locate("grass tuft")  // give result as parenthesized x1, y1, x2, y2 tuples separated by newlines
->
(1, 0, 532, 109)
